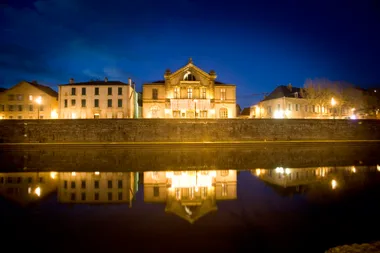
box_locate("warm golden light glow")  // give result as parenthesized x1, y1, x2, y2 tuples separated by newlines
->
(50, 109, 58, 119)
(275, 167, 284, 174)
(351, 166, 356, 173)
(50, 171, 57, 179)
(28, 187, 32, 194)
(377, 165, 380, 172)
(35, 96, 42, 105)
(331, 180, 337, 190)
(71, 172, 76, 176)
(166, 171, 216, 188)
(285, 168, 291, 175)
(256, 169, 261, 176)
(34, 187, 41, 197)
(331, 97, 336, 106)
(94, 171, 100, 175)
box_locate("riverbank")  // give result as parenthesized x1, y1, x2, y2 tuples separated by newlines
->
(326, 241, 380, 252)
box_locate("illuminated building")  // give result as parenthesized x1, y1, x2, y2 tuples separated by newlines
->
(142, 58, 237, 118)
(58, 78, 138, 119)
(0, 172, 58, 205)
(0, 81, 58, 119)
(57, 172, 138, 205)
(144, 170, 237, 223)
(252, 84, 352, 119)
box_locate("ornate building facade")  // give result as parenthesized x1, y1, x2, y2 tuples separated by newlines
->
(143, 58, 236, 118)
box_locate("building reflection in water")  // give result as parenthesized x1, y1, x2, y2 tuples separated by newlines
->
(144, 170, 237, 223)
(252, 165, 379, 192)
(58, 172, 138, 206)
(0, 171, 58, 205)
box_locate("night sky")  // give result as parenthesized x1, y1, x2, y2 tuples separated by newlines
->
(1, 0, 379, 107)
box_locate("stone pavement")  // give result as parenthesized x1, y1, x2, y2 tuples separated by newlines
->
(325, 241, 380, 253)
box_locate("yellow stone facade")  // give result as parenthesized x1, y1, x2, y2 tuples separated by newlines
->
(143, 58, 236, 118)
(0, 81, 58, 119)
(144, 170, 237, 223)
(58, 79, 137, 119)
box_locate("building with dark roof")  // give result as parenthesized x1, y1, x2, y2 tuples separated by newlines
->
(142, 58, 237, 118)
(0, 87, 7, 93)
(0, 80, 58, 119)
(58, 77, 138, 119)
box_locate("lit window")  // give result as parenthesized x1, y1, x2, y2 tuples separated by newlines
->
(187, 88, 192, 99)
(222, 183, 228, 196)
(29, 95, 33, 101)
(174, 87, 180, 98)
(220, 88, 226, 100)
(201, 88, 206, 99)
(152, 89, 158, 100)
(219, 108, 228, 118)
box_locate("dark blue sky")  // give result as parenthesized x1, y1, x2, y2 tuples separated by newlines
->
(1, 0, 379, 107)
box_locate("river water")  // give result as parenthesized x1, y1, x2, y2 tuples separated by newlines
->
(1, 143, 380, 252)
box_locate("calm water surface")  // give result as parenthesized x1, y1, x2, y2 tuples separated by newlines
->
(1, 144, 380, 253)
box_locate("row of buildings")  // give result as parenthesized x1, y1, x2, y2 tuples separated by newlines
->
(0, 58, 237, 120)
(1, 166, 377, 222)
(0, 58, 374, 120)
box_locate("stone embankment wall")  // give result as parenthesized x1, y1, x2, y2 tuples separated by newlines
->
(0, 119, 380, 143)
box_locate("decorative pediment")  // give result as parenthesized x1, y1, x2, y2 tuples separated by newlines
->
(165, 58, 216, 81)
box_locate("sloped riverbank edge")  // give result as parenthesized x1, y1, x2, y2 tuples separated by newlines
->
(325, 241, 380, 253)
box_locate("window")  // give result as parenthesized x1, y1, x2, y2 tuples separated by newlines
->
(29, 95, 33, 101)
(82, 87, 86, 96)
(312, 105, 315, 112)
(64, 99, 68, 108)
(201, 88, 206, 99)
(81, 180, 86, 189)
(220, 88, 226, 100)
(173, 110, 180, 118)
(116, 180, 122, 189)
(8, 94, 15, 101)
(39, 115, 43, 119)
(81, 99, 86, 107)
(64, 180, 68, 189)
(294, 92, 298, 98)
(267, 106, 272, 113)
(81, 192, 86, 201)
(18, 116, 22, 119)
(221, 170, 229, 176)
(288, 103, 292, 111)
(71, 193, 76, 201)
(305, 105, 308, 112)
(0, 105, 4, 111)
(39, 105, 44, 111)
(18, 105, 23, 111)
(94, 192, 99, 200)
(152, 89, 158, 99)
(187, 88, 192, 99)
(108, 180, 112, 189)
(200, 110, 207, 118)
(108, 87, 112, 95)
(174, 87, 180, 98)
(71, 181, 76, 189)
(108, 192, 112, 201)
(118, 99, 122, 108)
(219, 108, 228, 118)
(94, 180, 99, 189)
(222, 183, 228, 196)
(94, 99, 99, 108)
(118, 87, 122, 95)
(95, 87, 99, 95)
(71, 99, 76, 106)
(8, 105, 14, 111)
(118, 192, 123, 200)
(277, 104, 281, 110)
(107, 99, 112, 108)
(153, 186, 160, 197)
(295, 104, 299, 111)
(9, 116, 13, 119)
(71, 87, 76, 96)
(16, 94, 23, 101)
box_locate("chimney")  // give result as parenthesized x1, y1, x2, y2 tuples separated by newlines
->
(69, 78, 74, 84)
(128, 77, 132, 86)
(104, 77, 108, 82)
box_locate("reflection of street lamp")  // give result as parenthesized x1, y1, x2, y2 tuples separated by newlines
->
(35, 96, 42, 119)
(331, 97, 336, 119)
(194, 99, 198, 118)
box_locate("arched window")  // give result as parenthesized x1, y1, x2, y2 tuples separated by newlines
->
(219, 108, 228, 118)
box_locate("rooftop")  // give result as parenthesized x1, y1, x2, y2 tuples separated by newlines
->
(59, 80, 130, 87)
(27, 81, 58, 98)
(0, 87, 7, 93)
(262, 85, 303, 101)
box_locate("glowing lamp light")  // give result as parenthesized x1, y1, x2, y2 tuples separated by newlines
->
(50, 171, 57, 179)
(275, 167, 284, 174)
(331, 180, 337, 190)
(35, 96, 42, 105)
(50, 110, 58, 119)
(256, 169, 261, 176)
(285, 168, 291, 175)
(331, 98, 336, 106)
(351, 166, 356, 173)
(71, 172, 76, 176)
(273, 110, 284, 119)
(94, 171, 100, 175)
(350, 115, 356, 120)
(34, 187, 41, 197)
(28, 187, 32, 194)
(377, 164, 380, 172)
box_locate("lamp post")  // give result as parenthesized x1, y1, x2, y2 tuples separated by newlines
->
(194, 99, 198, 118)
(35, 96, 42, 119)
(331, 97, 336, 119)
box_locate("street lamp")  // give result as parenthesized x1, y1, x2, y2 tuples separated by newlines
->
(331, 97, 336, 119)
(35, 96, 42, 119)
(194, 99, 198, 118)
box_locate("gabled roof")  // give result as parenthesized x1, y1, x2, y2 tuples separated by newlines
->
(0, 87, 7, 92)
(27, 81, 58, 98)
(262, 85, 303, 101)
(59, 80, 129, 87)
